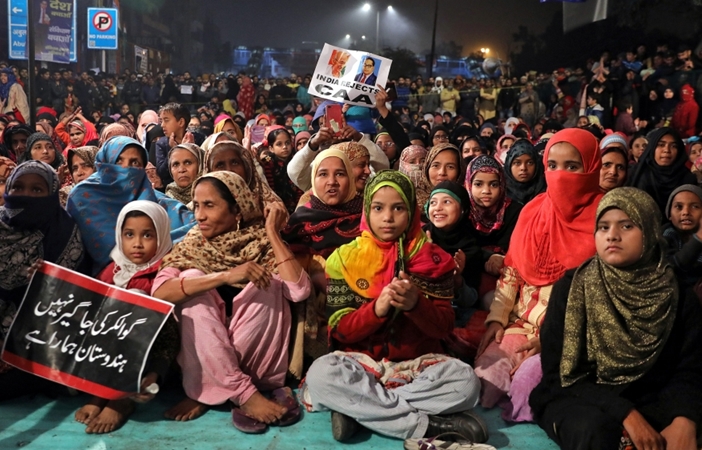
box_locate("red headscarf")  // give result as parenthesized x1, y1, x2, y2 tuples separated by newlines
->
(504, 128, 603, 286)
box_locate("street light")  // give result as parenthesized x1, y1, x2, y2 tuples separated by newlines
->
(345, 34, 351, 39)
(361, 3, 395, 53)
(362, 35, 366, 40)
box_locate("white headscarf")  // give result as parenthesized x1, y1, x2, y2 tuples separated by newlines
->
(110, 200, 173, 288)
(504, 117, 520, 136)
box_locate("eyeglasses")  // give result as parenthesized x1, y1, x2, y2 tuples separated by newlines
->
(363, 63, 374, 68)
(378, 141, 396, 148)
(434, 135, 449, 141)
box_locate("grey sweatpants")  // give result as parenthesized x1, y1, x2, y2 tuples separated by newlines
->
(304, 353, 481, 439)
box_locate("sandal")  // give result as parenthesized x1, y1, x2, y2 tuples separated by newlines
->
(403, 432, 497, 450)
(270, 387, 301, 426)
(231, 406, 267, 434)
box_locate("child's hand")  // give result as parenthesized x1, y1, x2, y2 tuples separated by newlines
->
(388, 271, 419, 311)
(131, 372, 158, 404)
(374, 285, 394, 318)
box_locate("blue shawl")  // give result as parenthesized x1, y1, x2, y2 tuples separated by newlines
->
(66, 136, 195, 273)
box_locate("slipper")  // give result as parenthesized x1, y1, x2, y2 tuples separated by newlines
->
(231, 406, 267, 434)
(271, 387, 301, 426)
(403, 432, 497, 450)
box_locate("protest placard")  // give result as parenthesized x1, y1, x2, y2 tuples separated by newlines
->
(35, 0, 74, 63)
(1, 262, 173, 399)
(309, 44, 392, 108)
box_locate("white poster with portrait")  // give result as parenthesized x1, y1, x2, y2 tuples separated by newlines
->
(309, 44, 392, 108)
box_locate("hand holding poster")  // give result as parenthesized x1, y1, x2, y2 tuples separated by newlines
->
(309, 44, 392, 108)
(1, 262, 173, 400)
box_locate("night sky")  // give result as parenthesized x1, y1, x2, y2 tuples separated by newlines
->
(208, 0, 562, 60)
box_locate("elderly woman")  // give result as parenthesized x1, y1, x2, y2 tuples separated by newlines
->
(67, 136, 195, 272)
(0, 161, 88, 400)
(152, 172, 311, 432)
(165, 143, 205, 205)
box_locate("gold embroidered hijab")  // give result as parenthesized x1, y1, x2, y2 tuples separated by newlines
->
(560, 187, 678, 387)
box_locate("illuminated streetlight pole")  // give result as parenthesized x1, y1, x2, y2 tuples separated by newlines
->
(362, 3, 393, 53)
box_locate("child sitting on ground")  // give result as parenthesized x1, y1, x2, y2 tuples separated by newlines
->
(301, 170, 488, 446)
(74, 200, 179, 434)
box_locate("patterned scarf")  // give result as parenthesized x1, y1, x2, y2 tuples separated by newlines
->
(325, 170, 455, 323)
(561, 187, 677, 387)
(161, 172, 277, 286)
(465, 155, 511, 233)
(415, 143, 465, 213)
(203, 140, 284, 214)
(398, 145, 427, 188)
(165, 143, 205, 205)
(281, 149, 361, 258)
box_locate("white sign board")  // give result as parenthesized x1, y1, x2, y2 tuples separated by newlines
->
(309, 44, 392, 108)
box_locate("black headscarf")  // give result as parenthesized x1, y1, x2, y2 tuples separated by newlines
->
(626, 127, 697, 215)
(503, 139, 546, 205)
(422, 180, 482, 289)
(20, 132, 65, 170)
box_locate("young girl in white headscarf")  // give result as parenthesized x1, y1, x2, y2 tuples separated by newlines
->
(74, 200, 178, 435)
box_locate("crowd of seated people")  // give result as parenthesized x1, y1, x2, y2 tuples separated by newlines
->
(1, 45, 702, 449)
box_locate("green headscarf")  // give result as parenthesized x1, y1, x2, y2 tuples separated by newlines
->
(560, 187, 678, 387)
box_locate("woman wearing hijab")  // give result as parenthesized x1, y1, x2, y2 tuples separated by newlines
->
(475, 128, 604, 420)
(19, 133, 65, 171)
(495, 134, 517, 164)
(599, 135, 629, 193)
(152, 172, 310, 431)
(35, 119, 65, 156)
(58, 146, 98, 207)
(301, 170, 486, 444)
(398, 144, 428, 187)
(0, 161, 88, 400)
(56, 111, 99, 157)
(627, 127, 696, 215)
(66, 136, 196, 273)
(204, 140, 282, 213)
(99, 122, 136, 147)
(213, 116, 243, 143)
(165, 143, 205, 206)
(504, 139, 546, 206)
(415, 142, 465, 214)
(0, 68, 29, 123)
(531, 187, 702, 450)
(281, 149, 363, 363)
(465, 155, 522, 284)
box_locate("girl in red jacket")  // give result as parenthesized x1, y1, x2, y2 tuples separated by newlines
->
(74, 200, 178, 435)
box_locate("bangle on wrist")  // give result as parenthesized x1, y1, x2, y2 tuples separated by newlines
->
(275, 256, 296, 268)
(180, 277, 189, 296)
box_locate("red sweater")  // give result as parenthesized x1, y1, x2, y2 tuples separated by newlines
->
(97, 261, 161, 293)
(331, 294, 454, 362)
(672, 84, 699, 138)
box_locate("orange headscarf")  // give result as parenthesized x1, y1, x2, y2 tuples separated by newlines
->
(504, 128, 603, 286)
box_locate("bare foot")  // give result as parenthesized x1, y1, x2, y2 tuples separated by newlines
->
(164, 397, 208, 421)
(85, 399, 135, 434)
(75, 396, 108, 424)
(240, 392, 287, 424)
